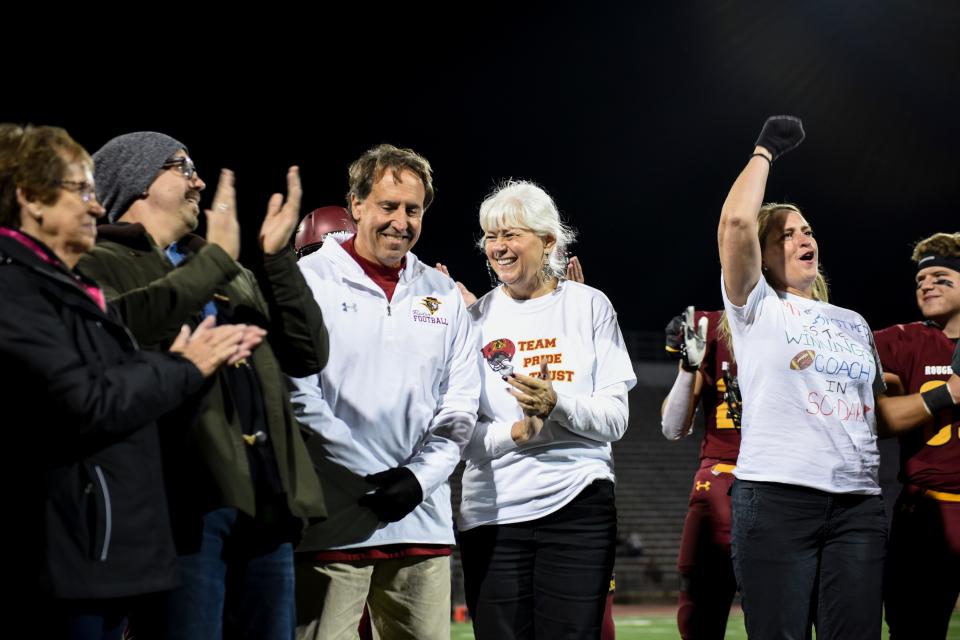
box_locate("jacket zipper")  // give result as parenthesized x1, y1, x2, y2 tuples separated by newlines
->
(93, 465, 112, 561)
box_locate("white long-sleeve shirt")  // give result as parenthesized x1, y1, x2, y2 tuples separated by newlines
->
(290, 239, 480, 550)
(459, 281, 637, 530)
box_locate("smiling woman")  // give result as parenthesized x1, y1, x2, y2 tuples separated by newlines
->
(458, 180, 636, 640)
(0, 123, 251, 640)
(0, 125, 106, 267)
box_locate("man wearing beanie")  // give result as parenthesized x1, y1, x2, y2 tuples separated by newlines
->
(77, 132, 329, 640)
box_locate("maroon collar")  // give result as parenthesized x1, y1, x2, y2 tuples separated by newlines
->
(341, 237, 405, 302)
(342, 237, 405, 280)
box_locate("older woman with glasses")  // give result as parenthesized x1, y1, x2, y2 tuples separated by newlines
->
(451, 181, 636, 640)
(0, 123, 256, 640)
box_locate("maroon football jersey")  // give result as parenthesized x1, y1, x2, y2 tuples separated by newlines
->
(874, 321, 960, 491)
(696, 310, 741, 463)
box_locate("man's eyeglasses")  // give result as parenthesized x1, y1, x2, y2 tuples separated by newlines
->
(161, 156, 197, 181)
(57, 180, 98, 203)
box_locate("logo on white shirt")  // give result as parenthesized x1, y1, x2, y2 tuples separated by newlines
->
(481, 338, 516, 374)
(420, 296, 442, 315)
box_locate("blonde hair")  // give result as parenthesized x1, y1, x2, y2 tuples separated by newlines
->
(720, 203, 830, 355)
(757, 203, 829, 302)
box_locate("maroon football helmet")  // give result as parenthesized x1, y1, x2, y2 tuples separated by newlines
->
(295, 206, 357, 258)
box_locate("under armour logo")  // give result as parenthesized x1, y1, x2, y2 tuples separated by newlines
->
(341, 302, 357, 312)
(695, 481, 711, 492)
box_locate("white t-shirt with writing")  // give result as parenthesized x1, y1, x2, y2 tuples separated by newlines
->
(721, 275, 884, 494)
(459, 281, 637, 530)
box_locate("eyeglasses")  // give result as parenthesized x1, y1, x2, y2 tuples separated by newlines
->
(161, 156, 197, 181)
(57, 180, 98, 203)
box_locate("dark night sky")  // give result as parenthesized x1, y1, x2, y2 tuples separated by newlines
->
(7, 3, 959, 337)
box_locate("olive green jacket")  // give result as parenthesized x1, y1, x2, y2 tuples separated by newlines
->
(78, 223, 328, 530)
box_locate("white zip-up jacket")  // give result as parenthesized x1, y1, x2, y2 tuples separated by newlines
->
(290, 238, 481, 550)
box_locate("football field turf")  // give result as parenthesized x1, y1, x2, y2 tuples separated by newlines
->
(451, 607, 960, 639)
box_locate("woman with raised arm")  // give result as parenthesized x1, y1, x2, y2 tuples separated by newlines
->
(717, 116, 959, 639)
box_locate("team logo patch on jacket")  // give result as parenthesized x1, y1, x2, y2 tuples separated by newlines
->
(482, 338, 516, 374)
(412, 297, 449, 325)
(421, 296, 442, 315)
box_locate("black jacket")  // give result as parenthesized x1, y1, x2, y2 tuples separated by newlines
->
(0, 234, 205, 599)
(78, 225, 328, 544)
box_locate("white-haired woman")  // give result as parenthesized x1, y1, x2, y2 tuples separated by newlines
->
(456, 180, 636, 640)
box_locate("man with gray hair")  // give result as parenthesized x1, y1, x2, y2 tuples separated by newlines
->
(290, 144, 480, 639)
(78, 132, 328, 639)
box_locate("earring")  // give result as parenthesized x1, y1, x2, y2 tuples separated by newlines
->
(541, 250, 555, 282)
(486, 262, 500, 288)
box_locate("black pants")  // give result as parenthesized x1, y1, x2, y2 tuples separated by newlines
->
(731, 480, 886, 640)
(460, 479, 617, 640)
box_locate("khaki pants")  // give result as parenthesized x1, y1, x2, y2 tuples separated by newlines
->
(295, 555, 451, 640)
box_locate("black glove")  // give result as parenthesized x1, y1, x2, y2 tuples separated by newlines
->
(754, 115, 805, 162)
(952, 340, 959, 376)
(664, 313, 685, 357)
(664, 306, 707, 372)
(358, 467, 423, 523)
